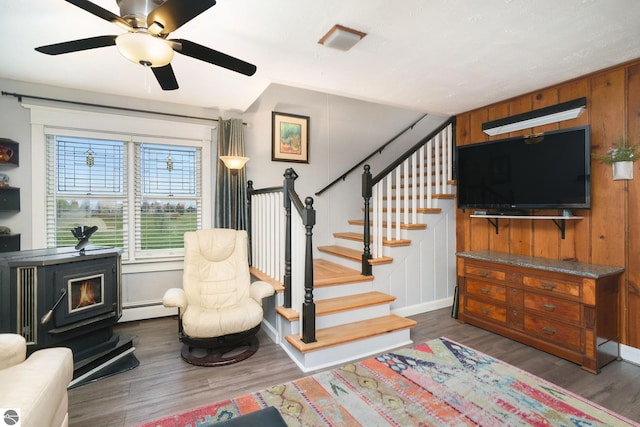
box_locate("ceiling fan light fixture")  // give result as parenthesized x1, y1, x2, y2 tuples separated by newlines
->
(115, 32, 174, 67)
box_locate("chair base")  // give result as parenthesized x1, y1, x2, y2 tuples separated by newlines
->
(179, 325, 261, 367)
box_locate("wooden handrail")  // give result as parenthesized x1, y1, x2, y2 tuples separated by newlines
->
(315, 114, 428, 196)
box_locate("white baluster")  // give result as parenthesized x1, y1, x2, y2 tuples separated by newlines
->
(427, 138, 433, 209)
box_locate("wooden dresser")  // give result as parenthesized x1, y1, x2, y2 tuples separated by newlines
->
(456, 251, 624, 373)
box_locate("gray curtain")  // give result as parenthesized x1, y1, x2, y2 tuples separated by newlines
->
(214, 117, 248, 230)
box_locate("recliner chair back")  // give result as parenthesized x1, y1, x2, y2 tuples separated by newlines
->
(183, 228, 251, 310)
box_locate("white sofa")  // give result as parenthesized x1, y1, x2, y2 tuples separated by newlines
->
(0, 334, 74, 427)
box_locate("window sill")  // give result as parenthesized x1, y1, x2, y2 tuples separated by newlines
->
(122, 258, 184, 274)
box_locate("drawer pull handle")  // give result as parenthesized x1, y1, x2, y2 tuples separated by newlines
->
(480, 307, 491, 314)
(512, 310, 518, 317)
(541, 282, 557, 290)
(543, 303, 557, 311)
(480, 288, 490, 294)
(479, 270, 490, 277)
(512, 289, 519, 295)
(542, 326, 557, 335)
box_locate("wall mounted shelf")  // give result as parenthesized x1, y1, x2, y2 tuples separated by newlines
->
(470, 214, 583, 239)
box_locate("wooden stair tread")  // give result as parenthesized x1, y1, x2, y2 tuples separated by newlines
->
(285, 314, 416, 353)
(333, 232, 411, 247)
(250, 266, 284, 292)
(317, 245, 393, 265)
(276, 291, 396, 321)
(313, 258, 374, 286)
(348, 219, 427, 230)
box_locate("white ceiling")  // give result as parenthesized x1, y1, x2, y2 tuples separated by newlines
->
(2, 0, 640, 115)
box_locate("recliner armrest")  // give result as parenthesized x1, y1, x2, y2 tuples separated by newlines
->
(163, 288, 188, 312)
(0, 334, 27, 370)
(250, 281, 276, 304)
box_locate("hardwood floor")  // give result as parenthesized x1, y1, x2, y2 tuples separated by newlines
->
(68, 307, 640, 426)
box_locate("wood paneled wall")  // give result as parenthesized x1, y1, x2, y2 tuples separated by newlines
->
(455, 58, 640, 348)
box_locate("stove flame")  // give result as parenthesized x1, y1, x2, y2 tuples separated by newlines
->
(76, 281, 98, 309)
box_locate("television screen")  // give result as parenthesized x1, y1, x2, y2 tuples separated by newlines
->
(456, 125, 590, 211)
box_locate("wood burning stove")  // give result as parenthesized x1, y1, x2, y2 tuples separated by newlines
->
(0, 246, 135, 384)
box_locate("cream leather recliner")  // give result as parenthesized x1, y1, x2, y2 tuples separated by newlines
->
(163, 228, 275, 366)
(0, 333, 74, 427)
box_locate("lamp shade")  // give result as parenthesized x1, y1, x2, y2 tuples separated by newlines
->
(220, 156, 250, 170)
(115, 32, 174, 67)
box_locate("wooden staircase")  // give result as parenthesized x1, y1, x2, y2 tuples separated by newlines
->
(250, 119, 457, 373)
(275, 258, 416, 372)
(271, 183, 454, 372)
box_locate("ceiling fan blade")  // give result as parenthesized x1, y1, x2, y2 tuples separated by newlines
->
(152, 64, 179, 90)
(35, 35, 117, 55)
(172, 39, 257, 76)
(147, 0, 216, 35)
(65, 0, 131, 29)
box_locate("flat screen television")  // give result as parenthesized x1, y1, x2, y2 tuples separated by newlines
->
(456, 125, 590, 212)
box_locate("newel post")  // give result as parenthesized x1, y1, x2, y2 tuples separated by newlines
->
(301, 196, 316, 343)
(282, 168, 298, 309)
(361, 165, 373, 276)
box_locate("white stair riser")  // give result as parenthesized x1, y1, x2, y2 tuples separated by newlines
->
(279, 301, 391, 332)
(315, 303, 391, 329)
(281, 329, 413, 373)
(314, 282, 372, 299)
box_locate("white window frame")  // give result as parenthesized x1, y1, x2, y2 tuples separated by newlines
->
(26, 103, 214, 273)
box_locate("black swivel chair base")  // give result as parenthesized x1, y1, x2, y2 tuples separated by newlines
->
(179, 325, 261, 367)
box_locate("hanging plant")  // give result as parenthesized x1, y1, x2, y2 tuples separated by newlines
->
(592, 138, 640, 164)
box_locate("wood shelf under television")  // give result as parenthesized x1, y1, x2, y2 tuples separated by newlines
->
(470, 214, 583, 239)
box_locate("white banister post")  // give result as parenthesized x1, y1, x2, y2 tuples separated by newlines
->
(395, 167, 402, 240)
(419, 146, 425, 211)
(427, 138, 433, 209)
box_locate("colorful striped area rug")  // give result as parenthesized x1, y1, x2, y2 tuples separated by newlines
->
(138, 337, 638, 426)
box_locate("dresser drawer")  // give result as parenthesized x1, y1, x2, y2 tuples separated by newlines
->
(524, 292, 581, 323)
(523, 276, 580, 299)
(465, 264, 505, 281)
(466, 279, 506, 302)
(524, 314, 581, 349)
(465, 297, 506, 323)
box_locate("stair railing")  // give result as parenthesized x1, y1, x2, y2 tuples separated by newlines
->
(247, 181, 284, 283)
(248, 168, 316, 343)
(315, 114, 427, 197)
(361, 117, 456, 276)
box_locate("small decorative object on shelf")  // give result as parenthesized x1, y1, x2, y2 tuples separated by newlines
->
(71, 225, 98, 254)
(0, 173, 9, 187)
(592, 138, 638, 180)
(0, 138, 18, 166)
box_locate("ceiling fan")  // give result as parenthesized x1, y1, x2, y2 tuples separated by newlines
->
(35, 0, 257, 90)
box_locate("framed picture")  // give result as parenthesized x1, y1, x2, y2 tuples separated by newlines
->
(272, 112, 309, 163)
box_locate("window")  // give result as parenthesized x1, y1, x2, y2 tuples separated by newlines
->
(46, 132, 203, 261)
(136, 143, 201, 255)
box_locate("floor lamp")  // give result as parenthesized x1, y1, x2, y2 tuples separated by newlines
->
(219, 155, 249, 229)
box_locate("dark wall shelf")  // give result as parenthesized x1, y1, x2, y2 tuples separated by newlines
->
(0, 233, 20, 252)
(0, 187, 20, 212)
